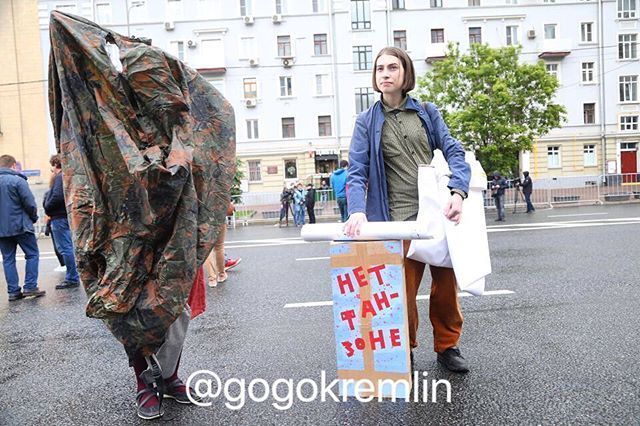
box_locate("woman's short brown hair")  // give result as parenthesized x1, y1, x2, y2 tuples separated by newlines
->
(371, 46, 416, 95)
(49, 154, 62, 169)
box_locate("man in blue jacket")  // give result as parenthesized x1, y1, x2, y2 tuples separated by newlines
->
(330, 160, 349, 222)
(344, 47, 471, 373)
(0, 155, 45, 301)
(44, 155, 80, 289)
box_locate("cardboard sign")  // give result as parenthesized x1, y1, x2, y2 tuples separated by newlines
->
(330, 240, 411, 398)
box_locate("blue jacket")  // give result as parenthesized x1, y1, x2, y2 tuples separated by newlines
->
(43, 172, 67, 219)
(347, 98, 471, 222)
(0, 168, 38, 237)
(330, 168, 347, 198)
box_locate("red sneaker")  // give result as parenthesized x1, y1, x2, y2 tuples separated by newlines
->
(224, 258, 242, 271)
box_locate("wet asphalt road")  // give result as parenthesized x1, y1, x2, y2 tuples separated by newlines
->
(0, 203, 639, 425)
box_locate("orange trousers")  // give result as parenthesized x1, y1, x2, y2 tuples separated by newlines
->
(403, 241, 463, 353)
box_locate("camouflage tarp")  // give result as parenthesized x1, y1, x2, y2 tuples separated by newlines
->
(48, 11, 235, 360)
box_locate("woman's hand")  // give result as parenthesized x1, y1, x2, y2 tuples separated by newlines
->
(444, 193, 463, 224)
(344, 212, 367, 237)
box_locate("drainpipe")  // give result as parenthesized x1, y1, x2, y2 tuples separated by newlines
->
(597, 0, 607, 180)
(386, 0, 392, 46)
(328, 0, 342, 160)
(10, 0, 26, 167)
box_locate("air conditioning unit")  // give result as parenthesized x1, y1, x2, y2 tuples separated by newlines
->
(187, 40, 197, 48)
(527, 29, 536, 39)
(282, 57, 293, 68)
(164, 21, 175, 31)
(272, 14, 282, 23)
(245, 98, 257, 107)
(249, 57, 259, 67)
(243, 15, 254, 25)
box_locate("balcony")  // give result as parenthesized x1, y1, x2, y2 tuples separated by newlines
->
(538, 38, 572, 59)
(425, 43, 447, 63)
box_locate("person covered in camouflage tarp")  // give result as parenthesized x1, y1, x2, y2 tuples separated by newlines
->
(48, 11, 235, 420)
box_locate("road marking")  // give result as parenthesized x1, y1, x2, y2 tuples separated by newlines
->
(284, 289, 514, 308)
(296, 256, 330, 261)
(547, 213, 609, 218)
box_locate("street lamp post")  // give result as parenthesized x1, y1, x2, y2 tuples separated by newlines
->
(125, 0, 145, 36)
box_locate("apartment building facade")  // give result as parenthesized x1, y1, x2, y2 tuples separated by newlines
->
(36, 0, 638, 191)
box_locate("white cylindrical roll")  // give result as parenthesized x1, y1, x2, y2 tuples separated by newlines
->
(300, 221, 433, 242)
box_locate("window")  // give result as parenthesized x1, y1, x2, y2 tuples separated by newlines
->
(394, 30, 407, 50)
(279, 76, 293, 97)
(431, 29, 445, 43)
(351, 0, 371, 30)
(469, 27, 482, 44)
(318, 116, 332, 136)
(581, 23, 593, 43)
(583, 145, 596, 167)
(277, 35, 292, 57)
(54, 3, 77, 13)
(430, 0, 442, 7)
(246, 119, 259, 139)
(315, 74, 331, 95)
(200, 39, 224, 68)
(505, 0, 517, 4)
(314, 34, 328, 55)
(583, 103, 595, 124)
(468, 0, 480, 5)
(582, 62, 595, 83)
(275, 0, 285, 14)
(243, 77, 257, 99)
(248, 160, 261, 181)
(546, 63, 559, 82)
(353, 45, 373, 70)
(95, 2, 112, 24)
(284, 159, 298, 179)
(312, 0, 326, 13)
(618, 34, 638, 59)
(392, 0, 405, 9)
(282, 117, 296, 138)
(506, 26, 518, 45)
(240, 37, 256, 59)
(619, 75, 638, 102)
(618, 0, 637, 18)
(355, 87, 375, 113)
(620, 115, 639, 130)
(169, 41, 185, 61)
(547, 146, 560, 168)
(240, 0, 252, 16)
(544, 24, 557, 40)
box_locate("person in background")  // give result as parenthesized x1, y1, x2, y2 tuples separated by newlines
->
(491, 171, 508, 221)
(521, 171, 535, 213)
(204, 201, 241, 286)
(0, 154, 45, 301)
(330, 160, 349, 222)
(44, 154, 80, 290)
(279, 184, 293, 227)
(305, 183, 316, 224)
(293, 182, 306, 226)
(320, 179, 329, 204)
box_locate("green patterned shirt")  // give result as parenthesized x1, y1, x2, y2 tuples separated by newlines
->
(380, 96, 433, 221)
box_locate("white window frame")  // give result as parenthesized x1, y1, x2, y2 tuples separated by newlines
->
(547, 146, 561, 169)
(279, 76, 293, 97)
(580, 22, 594, 43)
(246, 119, 259, 140)
(166, 0, 184, 20)
(315, 74, 331, 96)
(168, 40, 185, 61)
(240, 0, 253, 16)
(243, 77, 258, 99)
(618, 0, 637, 18)
(277, 35, 292, 57)
(240, 37, 256, 60)
(275, 0, 286, 14)
(248, 160, 262, 182)
(506, 25, 519, 46)
(620, 115, 639, 131)
(583, 103, 596, 124)
(282, 118, 296, 139)
(581, 62, 595, 83)
(312, 0, 326, 13)
(318, 115, 332, 137)
(544, 24, 557, 40)
(583, 145, 597, 167)
(95, 1, 112, 24)
(545, 63, 561, 83)
(619, 75, 638, 103)
(618, 34, 638, 60)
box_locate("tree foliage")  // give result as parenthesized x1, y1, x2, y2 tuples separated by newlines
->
(417, 43, 566, 176)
